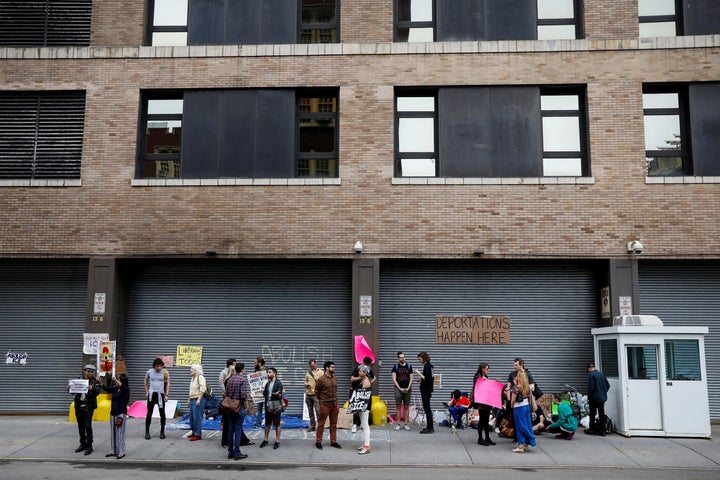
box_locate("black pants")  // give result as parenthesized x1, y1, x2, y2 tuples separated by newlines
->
(421, 391, 433, 430)
(75, 406, 94, 447)
(146, 392, 166, 428)
(589, 399, 606, 434)
(477, 409, 491, 440)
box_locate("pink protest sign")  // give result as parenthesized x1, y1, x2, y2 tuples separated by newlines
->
(354, 335, 375, 364)
(473, 377, 505, 409)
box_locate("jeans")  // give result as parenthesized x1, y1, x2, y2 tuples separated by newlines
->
(305, 394, 319, 429)
(228, 407, 247, 457)
(255, 399, 264, 427)
(189, 396, 206, 436)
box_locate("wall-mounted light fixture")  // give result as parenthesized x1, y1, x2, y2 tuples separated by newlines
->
(353, 241, 363, 254)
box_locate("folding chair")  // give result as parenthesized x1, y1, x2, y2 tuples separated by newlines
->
(410, 394, 426, 426)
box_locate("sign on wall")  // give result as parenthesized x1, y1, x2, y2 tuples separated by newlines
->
(435, 315, 511, 344)
(176, 345, 203, 366)
(83, 333, 110, 355)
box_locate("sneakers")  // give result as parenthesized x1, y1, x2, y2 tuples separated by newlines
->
(351, 425, 357, 433)
(259, 440, 268, 448)
(358, 446, 370, 455)
(565, 432, 575, 440)
(394, 424, 401, 431)
(315, 443, 323, 450)
(273, 442, 280, 449)
(189, 434, 202, 441)
(404, 425, 411, 431)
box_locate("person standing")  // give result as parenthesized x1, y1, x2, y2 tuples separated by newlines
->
(304, 358, 322, 432)
(259, 367, 284, 450)
(391, 351, 413, 431)
(350, 356, 375, 433)
(188, 364, 208, 441)
(354, 365, 373, 455)
(219, 358, 236, 448)
(511, 371, 536, 453)
(225, 362, 249, 460)
(414, 351, 434, 434)
(505, 358, 535, 441)
(315, 361, 342, 449)
(69, 364, 101, 455)
(144, 358, 169, 440)
(586, 362, 610, 436)
(102, 374, 130, 458)
(471, 362, 495, 446)
(253, 357, 267, 428)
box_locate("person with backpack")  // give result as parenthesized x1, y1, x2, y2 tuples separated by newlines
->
(144, 358, 169, 440)
(586, 362, 610, 436)
(391, 352, 413, 431)
(547, 393, 578, 440)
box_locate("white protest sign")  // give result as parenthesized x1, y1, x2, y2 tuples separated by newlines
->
(6, 351, 28, 365)
(248, 371, 268, 399)
(83, 333, 110, 355)
(68, 379, 89, 394)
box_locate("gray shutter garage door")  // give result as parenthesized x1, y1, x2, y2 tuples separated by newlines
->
(639, 262, 720, 420)
(378, 261, 598, 414)
(121, 260, 351, 416)
(0, 261, 88, 413)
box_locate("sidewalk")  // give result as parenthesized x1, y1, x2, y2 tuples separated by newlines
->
(1, 416, 719, 470)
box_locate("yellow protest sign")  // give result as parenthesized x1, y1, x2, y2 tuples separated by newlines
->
(175, 345, 203, 366)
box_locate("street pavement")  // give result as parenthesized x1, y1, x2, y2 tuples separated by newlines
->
(0, 416, 718, 472)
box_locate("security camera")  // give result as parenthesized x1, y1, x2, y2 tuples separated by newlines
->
(627, 240, 644, 254)
(353, 241, 363, 254)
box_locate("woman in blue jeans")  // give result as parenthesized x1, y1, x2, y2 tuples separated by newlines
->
(188, 364, 208, 441)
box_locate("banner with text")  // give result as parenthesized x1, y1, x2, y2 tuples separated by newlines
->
(176, 345, 203, 367)
(436, 315, 511, 344)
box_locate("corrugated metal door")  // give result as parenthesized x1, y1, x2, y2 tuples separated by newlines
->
(639, 262, 720, 420)
(121, 260, 352, 416)
(378, 261, 598, 414)
(0, 261, 88, 413)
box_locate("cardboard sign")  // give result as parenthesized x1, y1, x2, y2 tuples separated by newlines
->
(68, 379, 89, 394)
(347, 388, 372, 413)
(473, 377, 505, 409)
(248, 371, 268, 399)
(97, 340, 116, 377)
(436, 315, 511, 344)
(83, 333, 109, 355)
(175, 345, 202, 366)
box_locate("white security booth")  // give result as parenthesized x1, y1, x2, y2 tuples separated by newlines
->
(591, 315, 710, 438)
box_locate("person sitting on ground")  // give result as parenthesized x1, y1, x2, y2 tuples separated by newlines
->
(532, 404, 549, 435)
(546, 393, 579, 440)
(447, 389, 471, 429)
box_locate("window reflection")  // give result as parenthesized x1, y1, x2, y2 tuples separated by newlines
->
(541, 92, 584, 176)
(297, 93, 338, 177)
(665, 340, 701, 381)
(638, 0, 677, 37)
(627, 346, 658, 380)
(300, 0, 338, 44)
(144, 97, 183, 178)
(643, 90, 684, 176)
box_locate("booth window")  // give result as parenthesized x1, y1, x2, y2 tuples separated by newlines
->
(665, 339, 701, 381)
(627, 346, 659, 380)
(598, 339, 619, 377)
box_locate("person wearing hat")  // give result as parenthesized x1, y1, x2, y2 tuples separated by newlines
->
(68, 364, 101, 455)
(586, 362, 610, 436)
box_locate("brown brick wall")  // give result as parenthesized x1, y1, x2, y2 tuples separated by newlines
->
(91, 0, 146, 46)
(585, 0, 639, 39)
(1, 2, 719, 260)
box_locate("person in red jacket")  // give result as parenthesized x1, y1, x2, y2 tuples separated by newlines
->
(447, 389, 471, 429)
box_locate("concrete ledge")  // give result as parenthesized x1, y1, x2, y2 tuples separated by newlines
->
(130, 178, 341, 187)
(391, 177, 595, 185)
(645, 176, 720, 184)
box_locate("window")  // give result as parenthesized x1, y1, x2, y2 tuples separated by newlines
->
(627, 346, 658, 380)
(0, 0, 92, 46)
(537, 0, 582, 40)
(147, 0, 188, 46)
(395, 86, 588, 178)
(643, 82, 720, 177)
(395, 0, 582, 42)
(639, 0, 720, 37)
(665, 339, 701, 381)
(541, 90, 587, 176)
(297, 91, 338, 177)
(138, 89, 338, 180)
(598, 339, 619, 378)
(147, 0, 338, 46)
(299, 0, 338, 44)
(140, 94, 183, 179)
(0, 91, 86, 179)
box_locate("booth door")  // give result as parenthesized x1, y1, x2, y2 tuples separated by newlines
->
(662, 339, 708, 435)
(626, 345, 663, 430)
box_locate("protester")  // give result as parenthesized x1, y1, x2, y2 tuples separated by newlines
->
(586, 362, 610, 436)
(253, 357, 267, 428)
(471, 362, 496, 446)
(350, 356, 375, 433)
(68, 364, 101, 455)
(547, 393, 579, 440)
(447, 389, 471, 430)
(102, 374, 130, 459)
(510, 371, 536, 453)
(315, 361, 341, 449)
(188, 364, 208, 441)
(354, 365, 373, 454)
(391, 351, 413, 431)
(225, 362, 249, 460)
(415, 351, 434, 434)
(219, 358, 236, 448)
(304, 358, 323, 432)
(506, 358, 536, 441)
(260, 367, 284, 450)
(144, 358, 169, 440)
